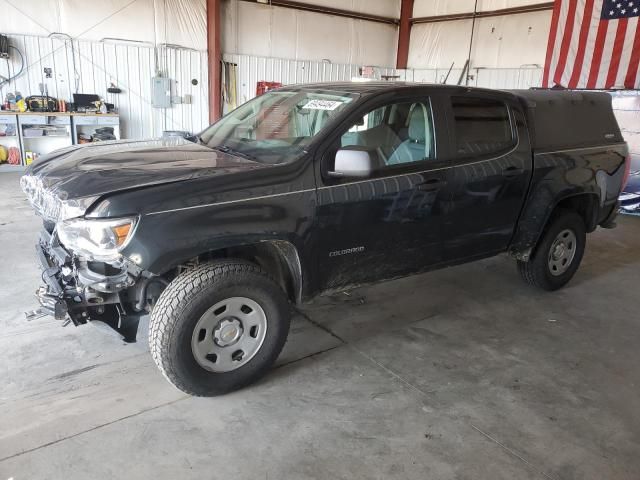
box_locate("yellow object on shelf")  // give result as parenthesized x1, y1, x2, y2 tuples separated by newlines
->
(0, 145, 7, 163)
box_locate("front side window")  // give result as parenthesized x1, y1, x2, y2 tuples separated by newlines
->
(451, 96, 514, 157)
(200, 89, 358, 164)
(336, 100, 436, 174)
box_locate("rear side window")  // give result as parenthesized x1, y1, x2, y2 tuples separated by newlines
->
(451, 97, 514, 157)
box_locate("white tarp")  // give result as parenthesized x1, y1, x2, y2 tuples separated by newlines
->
(409, 0, 552, 69)
(413, 0, 552, 17)
(222, 0, 398, 67)
(0, 0, 207, 50)
(293, 0, 400, 18)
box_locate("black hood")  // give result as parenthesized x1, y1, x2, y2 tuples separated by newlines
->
(24, 137, 269, 199)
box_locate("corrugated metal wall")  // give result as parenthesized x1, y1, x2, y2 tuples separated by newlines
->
(223, 53, 401, 108)
(398, 67, 543, 89)
(223, 54, 544, 107)
(473, 68, 543, 90)
(0, 34, 209, 139)
(2, 37, 545, 138)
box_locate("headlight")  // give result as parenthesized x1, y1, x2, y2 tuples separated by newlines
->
(57, 217, 137, 262)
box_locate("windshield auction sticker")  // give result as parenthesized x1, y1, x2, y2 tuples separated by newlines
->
(301, 99, 344, 111)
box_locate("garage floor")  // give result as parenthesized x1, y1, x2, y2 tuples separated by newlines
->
(1, 171, 639, 480)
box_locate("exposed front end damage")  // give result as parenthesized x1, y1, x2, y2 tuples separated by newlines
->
(31, 226, 159, 341)
(21, 171, 171, 341)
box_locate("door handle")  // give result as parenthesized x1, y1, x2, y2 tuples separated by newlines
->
(416, 178, 447, 191)
(502, 166, 524, 178)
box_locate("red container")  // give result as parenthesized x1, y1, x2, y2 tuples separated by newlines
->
(256, 81, 282, 96)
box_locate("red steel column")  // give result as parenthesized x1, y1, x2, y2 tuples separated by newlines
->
(207, 0, 222, 123)
(396, 0, 414, 69)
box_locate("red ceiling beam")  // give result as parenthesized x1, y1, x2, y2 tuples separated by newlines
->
(237, 0, 398, 25)
(207, 0, 222, 123)
(396, 0, 414, 69)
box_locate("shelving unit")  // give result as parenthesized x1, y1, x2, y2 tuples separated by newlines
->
(72, 114, 120, 144)
(0, 114, 22, 167)
(0, 113, 121, 167)
(18, 113, 73, 165)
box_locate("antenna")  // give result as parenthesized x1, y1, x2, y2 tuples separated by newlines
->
(457, 59, 469, 86)
(442, 62, 455, 84)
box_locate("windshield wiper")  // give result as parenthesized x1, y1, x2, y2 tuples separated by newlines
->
(212, 145, 257, 161)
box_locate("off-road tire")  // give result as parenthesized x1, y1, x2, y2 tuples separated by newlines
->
(149, 259, 290, 396)
(517, 209, 586, 291)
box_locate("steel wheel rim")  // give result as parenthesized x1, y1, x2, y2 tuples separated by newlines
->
(548, 229, 577, 276)
(191, 296, 268, 373)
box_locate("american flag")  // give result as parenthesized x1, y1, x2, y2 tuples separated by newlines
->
(543, 0, 640, 89)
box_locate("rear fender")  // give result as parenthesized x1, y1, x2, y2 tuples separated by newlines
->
(510, 144, 626, 260)
(510, 190, 599, 260)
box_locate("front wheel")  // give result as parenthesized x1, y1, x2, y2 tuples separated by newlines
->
(517, 209, 586, 291)
(149, 260, 291, 396)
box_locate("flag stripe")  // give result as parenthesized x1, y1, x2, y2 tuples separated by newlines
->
(568, 0, 596, 87)
(543, 0, 565, 87)
(576, 2, 602, 88)
(553, 0, 579, 85)
(587, 17, 609, 88)
(614, 16, 638, 87)
(624, 17, 640, 87)
(605, 17, 628, 87)
(596, 19, 618, 87)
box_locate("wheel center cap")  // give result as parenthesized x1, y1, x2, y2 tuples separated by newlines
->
(214, 318, 243, 347)
(553, 243, 566, 260)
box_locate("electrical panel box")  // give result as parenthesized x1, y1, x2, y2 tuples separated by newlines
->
(0, 34, 9, 59)
(151, 76, 171, 108)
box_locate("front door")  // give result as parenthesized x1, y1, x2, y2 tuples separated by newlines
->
(314, 95, 451, 291)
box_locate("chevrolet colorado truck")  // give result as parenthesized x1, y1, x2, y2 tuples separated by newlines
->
(21, 83, 630, 396)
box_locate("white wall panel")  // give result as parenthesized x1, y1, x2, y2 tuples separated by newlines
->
(0, 35, 209, 138)
(222, 0, 397, 66)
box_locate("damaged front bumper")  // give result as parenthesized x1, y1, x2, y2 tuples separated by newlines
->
(30, 228, 146, 341)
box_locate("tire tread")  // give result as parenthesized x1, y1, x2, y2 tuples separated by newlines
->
(516, 208, 585, 291)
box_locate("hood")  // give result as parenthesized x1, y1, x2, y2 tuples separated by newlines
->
(21, 137, 269, 222)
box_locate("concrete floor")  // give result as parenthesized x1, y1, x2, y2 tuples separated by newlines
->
(1, 170, 639, 480)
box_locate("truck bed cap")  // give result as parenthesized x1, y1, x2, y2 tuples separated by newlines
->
(508, 89, 624, 152)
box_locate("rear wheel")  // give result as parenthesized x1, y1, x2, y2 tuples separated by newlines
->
(517, 209, 586, 291)
(149, 260, 290, 396)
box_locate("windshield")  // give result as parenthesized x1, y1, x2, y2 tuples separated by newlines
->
(199, 89, 358, 164)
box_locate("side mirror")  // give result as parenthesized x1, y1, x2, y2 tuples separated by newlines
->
(328, 148, 373, 178)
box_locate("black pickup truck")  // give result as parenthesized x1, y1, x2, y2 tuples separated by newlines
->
(21, 83, 630, 396)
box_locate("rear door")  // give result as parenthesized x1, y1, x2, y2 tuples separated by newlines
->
(442, 92, 532, 261)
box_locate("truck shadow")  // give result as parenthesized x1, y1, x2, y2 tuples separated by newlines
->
(265, 216, 640, 383)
